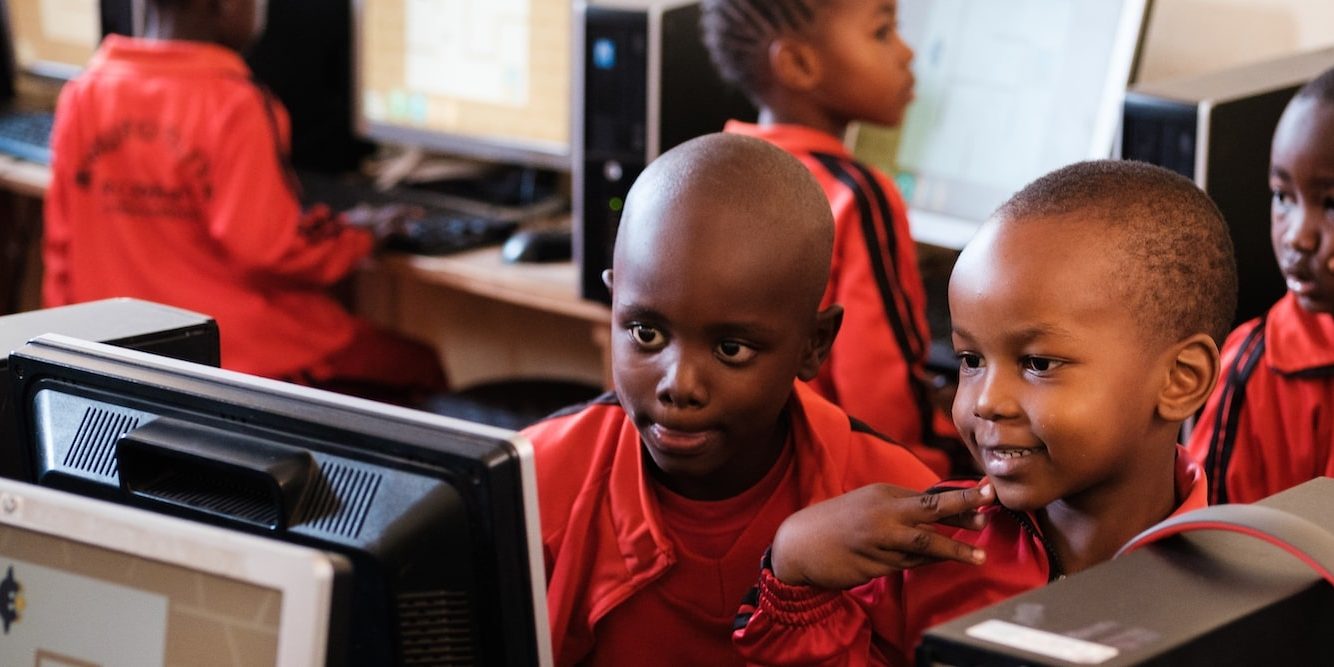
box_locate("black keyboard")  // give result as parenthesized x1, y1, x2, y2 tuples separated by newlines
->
(381, 212, 520, 256)
(0, 111, 54, 165)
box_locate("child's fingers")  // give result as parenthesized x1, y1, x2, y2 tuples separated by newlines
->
(873, 525, 985, 567)
(909, 483, 995, 524)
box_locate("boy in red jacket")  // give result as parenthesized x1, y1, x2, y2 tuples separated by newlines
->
(1188, 67, 1334, 504)
(702, 0, 958, 474)
(733, 160, 1237, 665)
(43, 0, 445, 400)
(522, 133, 963, 667)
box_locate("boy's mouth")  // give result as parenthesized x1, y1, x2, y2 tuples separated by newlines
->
(979, 445, 1046, 476)
(648, 424, 716, 456)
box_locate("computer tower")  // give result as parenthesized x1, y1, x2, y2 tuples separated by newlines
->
(574, 0, 756, 303)
(1121, 47, 1334, 326)
(0, 298, 219, 480)
(918, 477, 1334, 666)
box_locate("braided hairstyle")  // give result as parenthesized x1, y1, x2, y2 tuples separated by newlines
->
(699, 0, 824, 101)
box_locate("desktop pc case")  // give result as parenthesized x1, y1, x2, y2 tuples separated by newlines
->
(0, 298, 218, 479)
(575, 0, 756, 303)
(1121, 47, 1334, 326)
(917, 477, 1334, 666)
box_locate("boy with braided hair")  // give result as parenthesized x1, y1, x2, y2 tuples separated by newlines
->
(702, 0, 958, 474)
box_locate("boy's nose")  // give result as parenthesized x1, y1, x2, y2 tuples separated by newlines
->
(657, 351, 708, 409)
(970, 369, 1019, 422)
(1282, 206, 1322, 253)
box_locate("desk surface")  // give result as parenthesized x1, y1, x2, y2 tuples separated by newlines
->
(376, 247, 611, 325)
(0, 154, 51, 198)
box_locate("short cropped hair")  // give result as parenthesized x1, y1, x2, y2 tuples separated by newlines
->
(699, 0, 822, 100)
(1295, 66, 1334, 104)
(995, 160, 1237, 345)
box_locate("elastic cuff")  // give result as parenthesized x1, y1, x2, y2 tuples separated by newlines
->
(756, 568, 845, 626)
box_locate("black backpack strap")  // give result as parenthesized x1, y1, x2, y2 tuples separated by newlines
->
(1203, 319, 1267, 504)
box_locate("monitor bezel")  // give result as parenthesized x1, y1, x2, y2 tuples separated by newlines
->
(0, 476, 343, 666)
(349, 0, 576, 172)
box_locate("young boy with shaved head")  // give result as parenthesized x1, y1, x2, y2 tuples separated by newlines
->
(522, 133, 946, 666)
(733, 159, 1236, 665)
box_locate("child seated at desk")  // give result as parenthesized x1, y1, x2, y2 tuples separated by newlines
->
(522, 132, 941, 666)
(733, 159, 1237, 665)
(1188, 67, 1334, 503)
(703, 0, 960, 475)
(42, 0, 445, 402)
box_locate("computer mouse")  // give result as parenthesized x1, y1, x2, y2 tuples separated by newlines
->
(501, 228, 573, 263)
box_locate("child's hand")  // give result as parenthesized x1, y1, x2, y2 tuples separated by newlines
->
(770, 483, 995, 590)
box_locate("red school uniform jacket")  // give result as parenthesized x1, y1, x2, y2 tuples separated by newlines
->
(524, 382, 938, 667)
(724, 121, 951, 474)
(43, 36, 373, 379)
(732, 447, 1207, 666)
(1188, 293, 1334, 504)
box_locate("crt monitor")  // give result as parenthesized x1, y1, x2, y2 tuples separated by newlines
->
(892, 0, 1150, 249)
(0, 477, 344, 666)
(5, 334, 554, 666)
(352, 0, 573, 171)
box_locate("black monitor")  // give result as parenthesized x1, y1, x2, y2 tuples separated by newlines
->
(4, 334, 553, 666)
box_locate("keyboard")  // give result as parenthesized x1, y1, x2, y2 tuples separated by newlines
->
(381, 212, 520, 256)
(0, 111, 54, 165)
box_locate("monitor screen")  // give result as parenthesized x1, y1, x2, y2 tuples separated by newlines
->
(5, 334, 553, 666)
(0, 477, 343, 666)
(7, 0, 103, 80)
(892, 0, 1149, 249)
(353, 0, 572, 170)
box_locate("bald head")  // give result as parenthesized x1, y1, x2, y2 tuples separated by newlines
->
(613, 133, 834, 313)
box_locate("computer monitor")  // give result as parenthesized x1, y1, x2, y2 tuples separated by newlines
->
(6, 0, 104, 80)
(5, 334, 554, 666)
(892, 0, 1150, 249)
(352, 0, 573, 171)
(0, 477, 345, 666)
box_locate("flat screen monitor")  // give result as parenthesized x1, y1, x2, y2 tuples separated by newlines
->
(6, 0, 105, 80)
(893, 0, 1150, 249)
(0, 477, 344, 666)
(5, 334, 553, 666)
(352, 0, 573, 171)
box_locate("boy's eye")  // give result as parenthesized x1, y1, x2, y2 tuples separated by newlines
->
(628, 324, 666, 350)
(1022, 357, 1063, 374)
(1272, 188, 1295, 208)
(715, 340, 757, 364)
(874, 25, 892, 41)
(956, 352, 982, 370)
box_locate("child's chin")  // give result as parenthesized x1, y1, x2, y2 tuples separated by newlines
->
(991, 484, 1049, 514)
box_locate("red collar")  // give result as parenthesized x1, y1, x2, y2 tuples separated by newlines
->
(724, 120, 852, 159)
(1265, 293, 1334, 374)
(91, 34, 250, 78)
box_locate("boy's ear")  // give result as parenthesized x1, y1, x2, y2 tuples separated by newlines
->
(768, 37, 822, 92)
(601, 269, 613, 293)
(1157, 333, 1221, 422)
(797, 304, 843, 381)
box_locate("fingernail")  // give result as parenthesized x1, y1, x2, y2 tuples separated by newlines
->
(972, 548, 986, 564)
(979, 483, 993, 498)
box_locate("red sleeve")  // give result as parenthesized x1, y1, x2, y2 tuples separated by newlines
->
(733, 569, 908, 666)
(204, 90, 371, 287)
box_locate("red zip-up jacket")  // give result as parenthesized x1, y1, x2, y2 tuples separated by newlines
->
(725, 121, 952, 475)
(732, 447, 1207, 666)
(524, 382, 938, 667)
(43, 36, 372, 378)
(1188, 293, 1334, 504)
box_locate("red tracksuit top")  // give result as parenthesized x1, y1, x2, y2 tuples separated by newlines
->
(732, 447, 1207, 666)
(43, 36, 373, 378)
(725, 121, 950, 474)
(1188, 293, 1334, 504)
(523, 382, 938, 667)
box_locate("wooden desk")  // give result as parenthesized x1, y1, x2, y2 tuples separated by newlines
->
(354, 247, 613, 391)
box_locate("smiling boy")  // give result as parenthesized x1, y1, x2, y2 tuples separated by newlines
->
(522, 133, 945, 666)
(733, 159, 1237, 665)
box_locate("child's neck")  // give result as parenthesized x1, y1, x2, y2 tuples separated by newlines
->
(1035, 440, 1179, 576)
(758, 99, 849, 140)
(143, 9, 221, 45)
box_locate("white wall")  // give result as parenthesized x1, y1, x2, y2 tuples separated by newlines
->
(1138, 0, 1334, 82)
